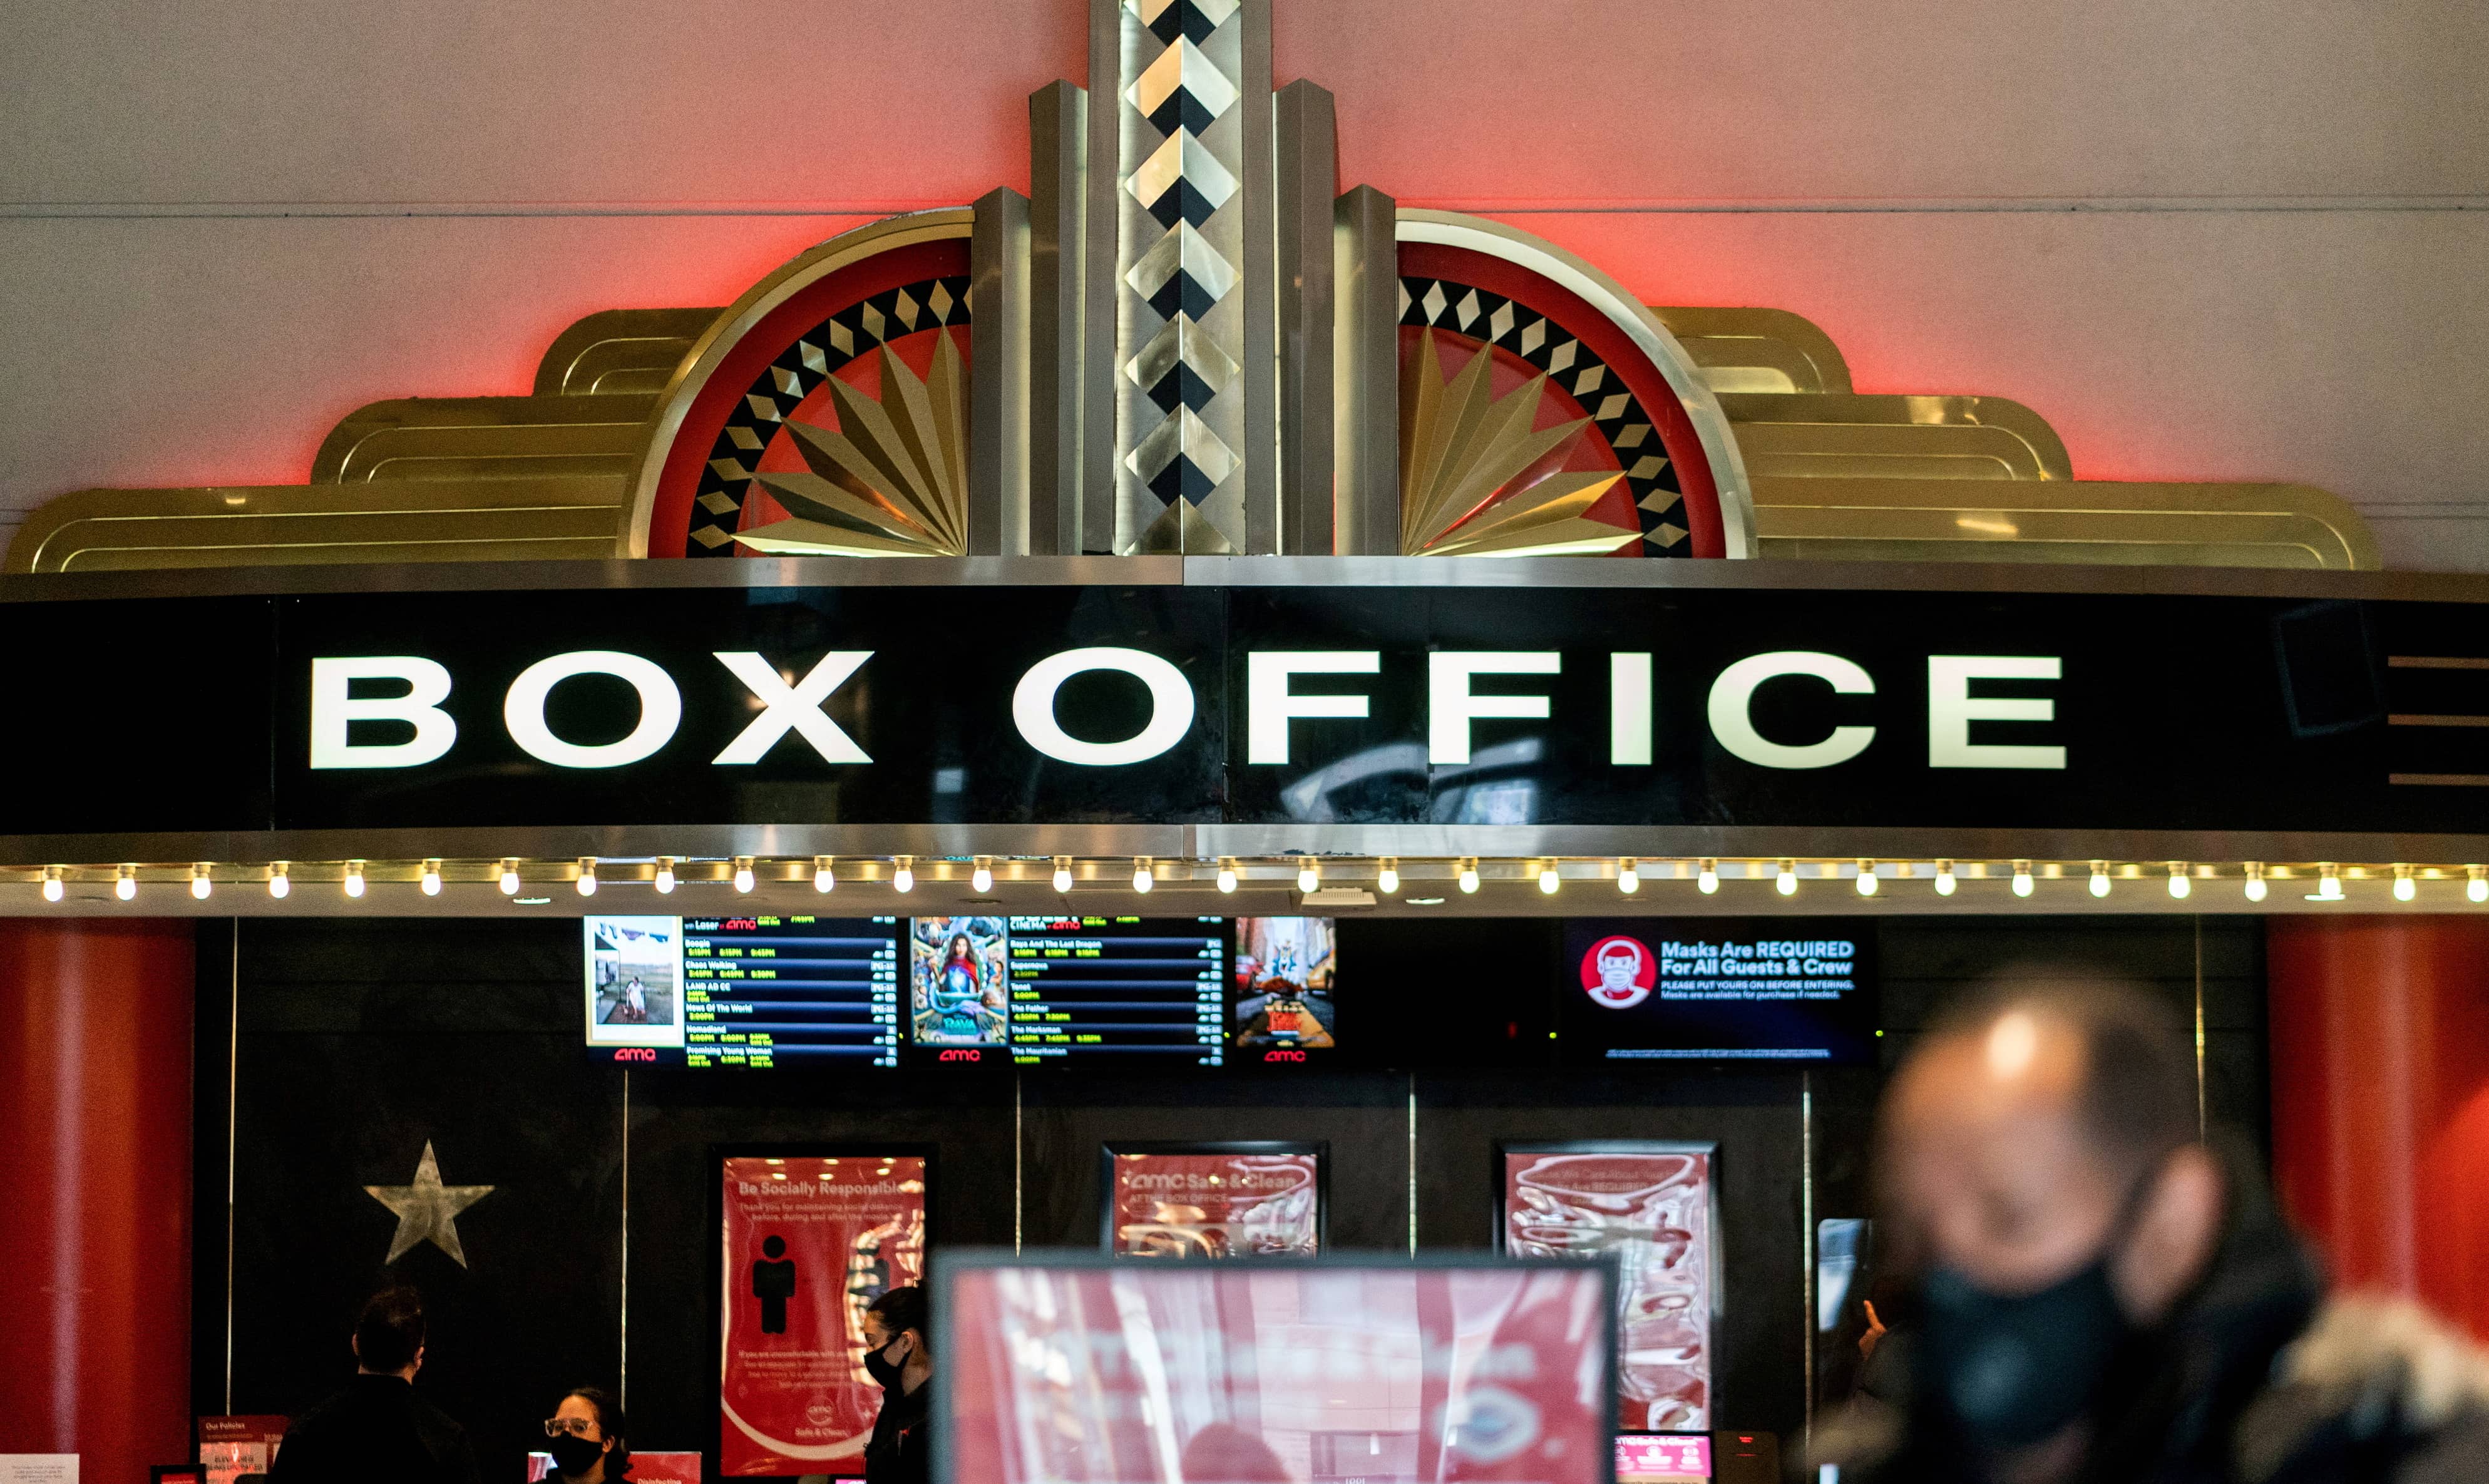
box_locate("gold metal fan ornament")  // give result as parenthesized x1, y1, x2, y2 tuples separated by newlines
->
(1399, 328, 1635, 558)
(733, 330, 970, 557)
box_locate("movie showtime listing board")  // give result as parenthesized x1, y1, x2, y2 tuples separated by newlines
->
(1002, 916, 1226, 1067)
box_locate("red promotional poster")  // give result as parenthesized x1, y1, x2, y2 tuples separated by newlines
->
(947, 1261, 1613, 1484)
(1614, 1435, 1711, 1482)
(197, 1417, 289, 1484)
(1502, 1145, 1717, 1432)
(1105, 1145, 1321, 1258)
(719, 1152, 927, 1476)
(624, 1454, 703, 1484)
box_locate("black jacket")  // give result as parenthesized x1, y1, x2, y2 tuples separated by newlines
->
(1823, 1159, 2489, 1484)
(268, 1374, 484, 1484)
(863, 1379, 930, 1484)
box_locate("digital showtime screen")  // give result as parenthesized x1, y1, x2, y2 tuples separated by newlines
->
(1558, 917, 1876, 1065)
(584, 914, 901, 1068)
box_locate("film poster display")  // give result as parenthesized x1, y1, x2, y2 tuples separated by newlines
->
(1105, 1144, 1323, 1258)
(720, 1152, 928, 1475)
(1501, 1144, 1718, 1431)
(909, 916, 1007, 1046)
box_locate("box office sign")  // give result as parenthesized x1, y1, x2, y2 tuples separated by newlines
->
(16, 580, 2489, 838)
(718, 1152, 926, 1476)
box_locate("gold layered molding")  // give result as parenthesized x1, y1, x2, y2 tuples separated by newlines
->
(6, 285, 2380, 572)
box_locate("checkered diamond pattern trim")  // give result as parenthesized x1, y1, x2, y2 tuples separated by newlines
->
(683, 275, 972, 556)
(1398, 275, 1690, 555)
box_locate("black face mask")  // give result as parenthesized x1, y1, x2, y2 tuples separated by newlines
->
(862, 1336, 905, 1389)
(546, 1434, 608, 1478)
(1913, 1165, 2164, 1451)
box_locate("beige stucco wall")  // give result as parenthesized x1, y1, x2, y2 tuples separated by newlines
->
(3, 0, 2483, 565)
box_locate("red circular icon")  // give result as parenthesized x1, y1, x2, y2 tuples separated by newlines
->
(1579, 935, 1656, 1009)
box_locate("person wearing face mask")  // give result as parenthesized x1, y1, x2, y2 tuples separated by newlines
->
(267, 1286, 483, 1484)
(541, 1387, 627, 1484)
(1817, 976, 2489, 1484)
(860, 1285, 933, 1484)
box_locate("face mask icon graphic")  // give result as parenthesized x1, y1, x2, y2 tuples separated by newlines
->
(1581, 936, 1654, 1009)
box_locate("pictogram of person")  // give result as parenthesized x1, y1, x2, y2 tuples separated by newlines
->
(752, 1235, 797, 1335)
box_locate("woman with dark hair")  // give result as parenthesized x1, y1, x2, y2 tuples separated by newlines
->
(543, 1386, 628, 1484)
(861, 1286, 933, 1484)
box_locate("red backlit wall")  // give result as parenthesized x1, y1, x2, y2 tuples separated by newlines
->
(2270, 916, 2489, 1341)
(0, 921, 195, 1484)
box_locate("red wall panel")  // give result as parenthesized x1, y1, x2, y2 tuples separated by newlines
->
(0, 921, 195, 1484)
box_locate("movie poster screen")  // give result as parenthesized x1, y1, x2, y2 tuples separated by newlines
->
(910, 916, 1007, 1045)
(1502, 1145, 1716, 1432)
(1229, 916, 1336, 1050)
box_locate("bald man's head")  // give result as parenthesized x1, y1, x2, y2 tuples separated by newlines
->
(1882, 974, 2215, 1300)
(1922, 976, 2199, 1184)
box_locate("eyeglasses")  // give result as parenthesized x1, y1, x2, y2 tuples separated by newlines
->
(543, 1419, 598, 1440)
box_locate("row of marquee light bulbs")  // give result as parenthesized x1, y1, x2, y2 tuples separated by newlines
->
(28, 854, 2489, 905)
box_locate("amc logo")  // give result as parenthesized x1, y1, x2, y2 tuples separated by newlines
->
(938, 1049, 983, 1063)
(612, 1047, 657, 1063)
(1263, 1049, 1306, 1063)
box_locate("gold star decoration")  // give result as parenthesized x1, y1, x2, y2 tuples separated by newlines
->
(364, 1140, 495, 1267)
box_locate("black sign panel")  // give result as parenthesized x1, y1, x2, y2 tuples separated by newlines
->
(4, 580, 2487, 839)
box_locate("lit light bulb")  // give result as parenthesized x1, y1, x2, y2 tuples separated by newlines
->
(732, 856, 756, 893)
(1297, 860, 1320, 894)
(192, 864, 213, 901)
(1774, 861, 1798, 898)
(1132, 857, 1154, 893)
(892, 857, 915, 894)
(2317, 864, 2343, 901)
(345, 861, 367, 899)
(1934, 861, 1957, 897)
(817, 856, 839, 893)
(576, 858, 598, 897)
(2245, 866, 2267, 903)
(1617, 859, 1640, 894)
(2167, 863, 2190, 900)
(499, 859, 521, 895)
(115, 864, 136, 901)
(2394, 865, 2416, 903)
(2089, 862, 2111, 898)
(421, 859, 443, 896)
(970, 856, 992, 894)
(2012, 861, 2035, 898)
(1537, 861, 1561, 895)
(2470, 866, 2487, 904)
(269, 863, 292, 900)
(1855, 862, 1878, 897)
(1052, 856, 1074, 893)
(1698, 859, 1718, 894)
(1457, 859, 1481, 894)
(41, 868, 63, 903)
(1218, 858, 1240, 893)
(1375, 858, 1399, 896)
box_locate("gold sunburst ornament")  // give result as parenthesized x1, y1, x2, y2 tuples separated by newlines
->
(733, 330, 970, 557)
(1400, 328, 1635, 558)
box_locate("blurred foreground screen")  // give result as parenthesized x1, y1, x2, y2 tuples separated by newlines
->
(942, 1259, 1616, 1484)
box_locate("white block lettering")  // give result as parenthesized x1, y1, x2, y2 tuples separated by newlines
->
(1012, 647, 1196, 766)
(1429, 652, 1561, 764)
(503, 651, 682, 769)
(309, 656, 456, 769)
(1707, 651, 1876, 769)
(1928, 655, 2066, 769)
(1246, 652, 1380, 764)
(711, 651, 874, 765)
(1611, 652, 1653, 765)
